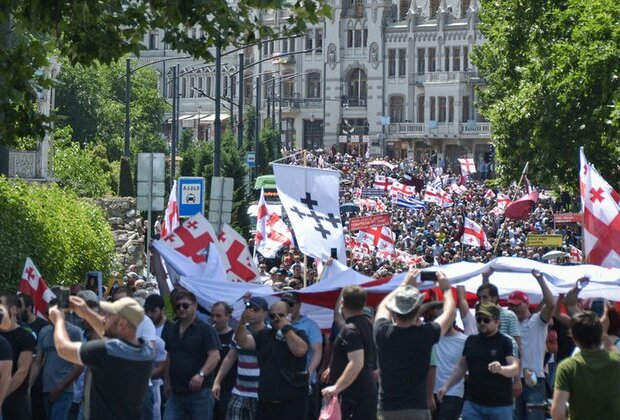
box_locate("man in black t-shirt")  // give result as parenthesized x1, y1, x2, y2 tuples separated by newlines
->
(0, 334, 13, 412)
(235, 299, 309, 420)
(323, 285, 377, 420)
(438, 303, 519, 419)
(210, 301, 235, 420)
(0, 293, 35, 420)
(49, 296, 155, 420)
(373, 269, 456, 419)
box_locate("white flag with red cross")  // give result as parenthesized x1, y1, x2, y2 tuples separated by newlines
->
(255, 188, 293, 258)
(462, 218, 491, 249)
(161, 180, 180, 239)
(356, 226, 395, 254)
(218, 224, 260, 283)
(484, 189, 496, 199)
(374, 174, 391, 190)
(437, 188, 454, 207)
(569, 245, 583, 263)
(18, 258, 55, 319)
(389, 181, 415, 197)
(458, 157, 477, 175)
(579, 148, 620, 267)
(497, 193, 513, 209)
(423, 185, 442, 205)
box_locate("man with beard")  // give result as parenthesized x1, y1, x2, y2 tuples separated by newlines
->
(438, 303, 519, 419)
(48, 296, 155, 420)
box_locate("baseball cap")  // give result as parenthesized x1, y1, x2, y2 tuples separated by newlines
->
(507, 291, 529, 306)
(281, 291, 300, 306)
(248, 296, 268, 311)
(386, 285, 424, 315)
(476, 302, 500, 320)
(77, 290, 99, 305)
(99, 297, 145, 328)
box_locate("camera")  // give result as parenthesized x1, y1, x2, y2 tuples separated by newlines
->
(57, 287, 70, 310)
(420, 271, 436, 282)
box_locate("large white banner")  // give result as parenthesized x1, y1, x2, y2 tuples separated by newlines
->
(273, 164, 346, 263)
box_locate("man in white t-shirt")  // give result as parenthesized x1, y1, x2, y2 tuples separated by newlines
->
(508, 269, 555, 420)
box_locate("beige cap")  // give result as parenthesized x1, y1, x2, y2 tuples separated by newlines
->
(99, 297, 144, 328)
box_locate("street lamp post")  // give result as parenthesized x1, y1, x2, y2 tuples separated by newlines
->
(124, 58, 131, 157)
(237, 53, 244, 148)
(214, 46, 222, 177)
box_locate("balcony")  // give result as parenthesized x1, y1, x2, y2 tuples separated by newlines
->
(344, 98, 367, 108)
(425, 72, 477, 83)
(388, 123, 425, 134)
(278, 97, 323, 111)
(387, 121, 491, 137)
(461, 122, 491, 134)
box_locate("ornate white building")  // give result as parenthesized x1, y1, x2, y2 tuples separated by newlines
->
(138, 0, 491, 167)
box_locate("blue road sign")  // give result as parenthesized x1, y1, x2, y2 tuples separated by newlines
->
(178, 177, 205, 217)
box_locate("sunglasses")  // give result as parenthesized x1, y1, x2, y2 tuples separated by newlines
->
(475, 316, 492, 324)
(268, 312, 287, 320)
(175, 302, 191, 310)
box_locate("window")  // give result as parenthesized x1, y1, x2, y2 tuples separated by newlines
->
(263, 41, 269, 56)
(181, 78, 187, 98)
(189, 77, 195, 98)
(223, 76, 228, 98)
(463, 46, 469, 71)
(205, 76, 212, 96)
(430, 96, 436, 121)
(428, 48, 436, 72)
(282, 39, 288, 52)
(398, 48, 406, 76)
(400, 0, 409, 20)
(148, 32, 158, 50)
(388, 49, 396, 77)
(230, 75, 236, 99)
(448, 96, 454, 122)
(462, 95, 470, 121)
(347, 30, 353, 48)
(390, 96, 405, 122)
(198, 76, 203, 91)
(316, 29, 323, 52)
(306, 35, 313, 51)
(444, 47, 450, 71)
(307, 72, 321, 98)
(354, 29, 362, 48)
(363, 29, 368, 47)
(289, 38, 296, 53)
(417, 48, 425, 74)
(417, 95, 425, 122)
(453, 46, 461, 71)
(438, 97, 446, 122)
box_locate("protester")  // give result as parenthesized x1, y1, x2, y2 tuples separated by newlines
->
(213, 296, 269, 420)
(163, 290, 221, 420)
(438, 303, 520, 419)
(508, 269, 555, 420)
(49, 296, 155, 419)
(211, 301, 235, 420)
(0, 293, 36, 419)
(373, 269, 455, 420)
(322, 285, 377, 420)
(234, 298, 308, 419)
(550, 308, 620, 419)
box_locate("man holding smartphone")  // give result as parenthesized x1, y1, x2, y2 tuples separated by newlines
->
(234, 299, 309, 419)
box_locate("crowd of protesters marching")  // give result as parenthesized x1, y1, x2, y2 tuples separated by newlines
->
(0, 149, 617, 420)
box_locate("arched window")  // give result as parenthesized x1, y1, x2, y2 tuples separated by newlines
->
(345, 68, 367, 106)
(306, 72, 321, 98)
(389, 96, 405, 122)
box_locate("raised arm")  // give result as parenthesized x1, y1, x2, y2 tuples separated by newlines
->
(532, 269, 555, 322)
(49, 307, 83, 367)
(69, 296, 104, 338)
(233, 308, 256, 351)
(376, 269, 420, 321)
(433, 271, 456, 336)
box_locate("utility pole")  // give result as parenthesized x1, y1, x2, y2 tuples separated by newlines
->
(124, 58, 131, 157)
(171, 65, 178, 180)
(214, 46, 222, 176)
(255, 76, 261, 177)
(237, 53, 244, 148)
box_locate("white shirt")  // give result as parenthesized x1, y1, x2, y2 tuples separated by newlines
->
(519, 312, 548, 378)
(431, 332, 468, 397)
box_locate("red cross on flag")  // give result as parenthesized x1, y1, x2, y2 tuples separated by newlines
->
(374, 175, 391, 190)
(161, 180, 180, 239)
(437, 188, 454, 208)
(152, 213, 220, 278)
(579, 148, 620, 267)
(389, 181, 415, 197)
(356, 226, 395, 254)
(462, 218, 491, 249)
(18, 258, 55, 319)
(218, 224, 260, 282)
(569, 245, 583, 263)
(458, 157, 477, 175)
(424, 185, 442, 205)
(497, 193, 513, 209)
(484, 189, 496, 199)
(255, 188, 293, 258)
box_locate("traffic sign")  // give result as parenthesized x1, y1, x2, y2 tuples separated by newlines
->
(208, 177, 234, 231)
(178, 177, 205, 217)
(136, 153, 165, 211)
(246, 152, 256, 168)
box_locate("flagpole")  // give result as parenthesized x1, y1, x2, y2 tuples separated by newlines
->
(303, 149, 308, 288)
(516, 161, 529, 189)
(579, 147, 586, 264)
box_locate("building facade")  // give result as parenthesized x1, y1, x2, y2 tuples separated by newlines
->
(138, 0, 490, 167)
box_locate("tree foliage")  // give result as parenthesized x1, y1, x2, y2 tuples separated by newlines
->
(475, 0, 620, 188)
(2, 0, 331, 146)
(0, 177, 115, 291)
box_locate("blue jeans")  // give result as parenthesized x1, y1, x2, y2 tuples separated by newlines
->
(43, 391, 74, 420)
(514, 379, 545, 420)
(163, 387, 214, 420)
(462, 400, 512, 420)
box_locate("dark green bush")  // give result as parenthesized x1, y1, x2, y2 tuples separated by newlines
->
(0, 177, 115, 291)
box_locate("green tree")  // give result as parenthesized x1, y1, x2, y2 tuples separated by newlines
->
(0, 177, 115, 291)
(258, 121, 279, 175)
(1, 1, 331, 146)
(475, 0, 620, 187)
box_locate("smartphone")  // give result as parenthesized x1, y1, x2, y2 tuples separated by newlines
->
(576, 277, 589, 290)
(420, 271, 436, 282)
(57, 287, 70, 309)
(591, 299, 605, 317)
(330, 248, 338, 259)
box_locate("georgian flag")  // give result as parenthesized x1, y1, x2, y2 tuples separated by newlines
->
(458, 157, 477, 175)
(389, 181, 415, 197)
(462, 218, 491, 249)
(356, 226, 395, 254)
(255, 188, 292, 258)
(424, 185, 442, 204)
(273, 164, 346, 263)
(374, 175, 391, 190)
(161, 180, 180, 238)
(497, 193, 513, 209)
(484, 189, 496, 199)
(18, 258, 55, 319)
(218, 224, 260, 282)
(437, 188, 453, 207)
(394, 249, 425, 268)
(579, 148, 620, 267)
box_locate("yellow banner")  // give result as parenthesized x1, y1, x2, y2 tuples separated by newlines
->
(526, 234, 563, 248)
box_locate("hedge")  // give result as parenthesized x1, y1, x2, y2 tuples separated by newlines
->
(0, 177, 116, 291)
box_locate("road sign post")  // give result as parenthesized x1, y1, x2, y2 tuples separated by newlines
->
(178, 177, 206, 217)
(137, 153, 165, 279)
(209, 177, 234, 232)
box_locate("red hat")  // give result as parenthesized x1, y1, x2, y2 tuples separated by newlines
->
(507, 290, 529, 305)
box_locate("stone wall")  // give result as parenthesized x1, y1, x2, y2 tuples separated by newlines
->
(91, 197, 146, 273)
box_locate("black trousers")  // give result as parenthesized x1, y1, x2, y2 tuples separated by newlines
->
(341, 392, 378, 420)
(257, 399, 305, 420)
